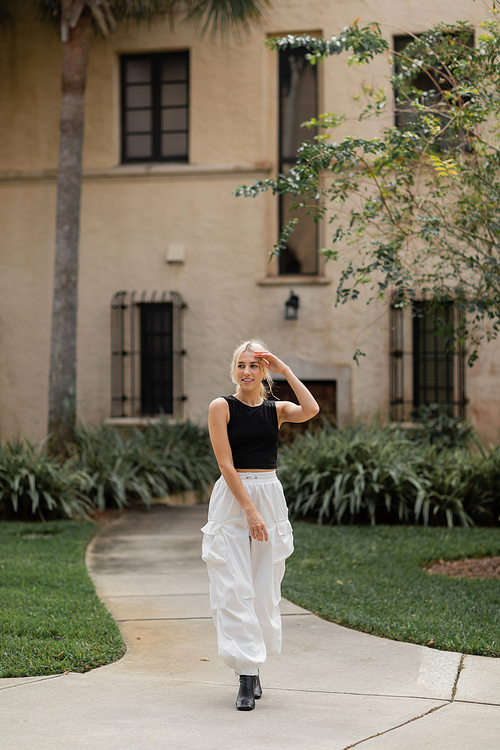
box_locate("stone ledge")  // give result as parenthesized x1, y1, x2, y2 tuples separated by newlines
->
(0, 162, 273, 184)
(257, 275, 332, 286)
(103, 417, 176, 427)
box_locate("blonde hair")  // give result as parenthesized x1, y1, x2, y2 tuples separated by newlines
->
(230, 339, 274, 399)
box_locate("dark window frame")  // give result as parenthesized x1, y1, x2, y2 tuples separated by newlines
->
(120, 51, 189, 164)
(140, 302, 175, 416)
(111, 291, 187, 418)
(278, 47, 319, 275)
(413, 301, 454, 409)
(389, 299, 466, 422)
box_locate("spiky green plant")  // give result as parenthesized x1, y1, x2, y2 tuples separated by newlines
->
(413, 445, 474, 528)
(279, 423, 426, 525)
(71, 426, 154, 509)
(71, 419, 218, 510)
(417, 444, 500, 527)
(0, 440, 90, 520)
(278, 423, 500, 528)
(139, 419, 219, 498)
(407, 403, 475, 450)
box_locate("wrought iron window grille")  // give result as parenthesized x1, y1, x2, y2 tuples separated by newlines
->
(111, 290, 186, 419)
(389, 299, 466, 422)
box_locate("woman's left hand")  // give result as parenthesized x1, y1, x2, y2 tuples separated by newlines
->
(246, 506, 269, 542)
(254, 350, 288, 376)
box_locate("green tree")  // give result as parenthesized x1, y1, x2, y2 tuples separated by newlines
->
(236, 14, 500, 364)
(25, 0, 268, 455)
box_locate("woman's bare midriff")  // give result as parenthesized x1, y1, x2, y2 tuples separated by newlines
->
(236, 468, 274, 472)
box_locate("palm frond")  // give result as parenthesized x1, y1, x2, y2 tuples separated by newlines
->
(183, 0, 270, 35)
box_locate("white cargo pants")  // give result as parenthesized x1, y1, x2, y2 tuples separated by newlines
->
(201, 471, 294, 676)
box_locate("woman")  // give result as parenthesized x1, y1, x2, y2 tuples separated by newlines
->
(201, 339, 319, 711)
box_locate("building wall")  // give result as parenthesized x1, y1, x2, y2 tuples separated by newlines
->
(0, 0, 498, 443)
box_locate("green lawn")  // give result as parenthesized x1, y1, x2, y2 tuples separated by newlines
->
(0, 520, 124, 678)
(2, 519, 499, 679)
(283, 523, 500, 657)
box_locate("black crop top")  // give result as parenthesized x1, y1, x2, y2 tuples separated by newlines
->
(224, 395, 279, 470)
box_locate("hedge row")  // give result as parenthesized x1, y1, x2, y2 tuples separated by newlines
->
(2, 419, 500, 526)
(0, 421, 219, 520)
(278, 422, 500, 527)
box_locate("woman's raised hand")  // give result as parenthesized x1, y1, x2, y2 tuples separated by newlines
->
(254, 350, 288, 376)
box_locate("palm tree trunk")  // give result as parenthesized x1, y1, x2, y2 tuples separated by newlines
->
(48, 15, 91, 455)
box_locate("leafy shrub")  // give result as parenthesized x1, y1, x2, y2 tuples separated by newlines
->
(278, 422, 500, 527)
(278, 423, 426, 526)
(0, 420, 219, 519)
(407, 403, 475, 450)
(0, 440, 90, 520)
(413, 444, 500, 527)
(70, 419, 218, 510)
(449, 444, 500, 525)
(139, 419, 219, 498)
(412, 445, 474, 528)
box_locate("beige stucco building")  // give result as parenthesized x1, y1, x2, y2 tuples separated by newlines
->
(1, 0, 500, 444)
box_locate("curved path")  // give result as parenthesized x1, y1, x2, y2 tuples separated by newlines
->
(1, 505, 499, 749)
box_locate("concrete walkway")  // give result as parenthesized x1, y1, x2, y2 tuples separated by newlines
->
(1, 505, 499, 750)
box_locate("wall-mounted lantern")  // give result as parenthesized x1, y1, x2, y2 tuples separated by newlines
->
(285, 290, 300, 320)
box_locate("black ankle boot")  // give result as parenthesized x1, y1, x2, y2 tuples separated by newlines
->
(236, 675, 255, 711)
(254, 672, 262, 699)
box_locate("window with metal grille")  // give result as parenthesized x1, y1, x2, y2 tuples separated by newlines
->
(111, 291, 186, 418)
(278, 48, 318, 275)
(121, 52, 189, 163)
(389, 300, 466, 421)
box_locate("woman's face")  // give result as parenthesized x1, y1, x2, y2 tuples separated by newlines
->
(235, 351, 264, 392)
